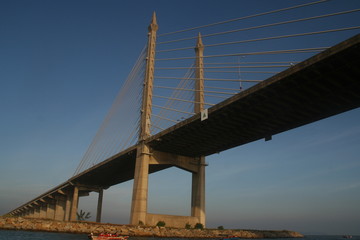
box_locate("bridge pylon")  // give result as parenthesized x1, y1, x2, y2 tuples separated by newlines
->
(130, 12, 158, 226)
(130, 14, 207, 228)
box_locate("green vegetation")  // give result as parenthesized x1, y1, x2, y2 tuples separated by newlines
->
(156, 221, 166, 227)
(194, 223, 204, 229)
(185, 223, 191, 229)
(76, 210, 91, 221)
(217, 225, 224, 230)
(138, 220, 144, 226)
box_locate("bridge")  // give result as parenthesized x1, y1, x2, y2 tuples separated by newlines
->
(7, 2, 360, 228)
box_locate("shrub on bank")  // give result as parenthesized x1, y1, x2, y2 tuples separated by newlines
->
(194, 223, 204, 229)
(156, 221, 166, 227)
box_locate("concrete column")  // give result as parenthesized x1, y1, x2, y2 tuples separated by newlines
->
(191, 156, 206, 226)
(70, 186, 79, 221)
(34, 206, 41, 218)
(130, 12, 158, 226)
(130, 143, 150, 225)
(192, 32, 206, 227)
(46, 200, 56, 219)
(139, 12, 158, 141)
(54, 195, 66, 221)
(96, 189, 103, 223)
(29, 208, 35, 218)
(40, 204, 47, 218)
(24, 209, 29, 217)
(27, 208, 32, 217)
(194, 33, 205, 113)
(64, 193, 72, 221)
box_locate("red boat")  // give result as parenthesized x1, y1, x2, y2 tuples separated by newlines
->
(88, 233, 129, 240)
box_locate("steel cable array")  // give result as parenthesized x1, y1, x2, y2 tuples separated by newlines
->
(74, 0, 359, 175)
(151, 0, 360, 135)
(74, 47, 146, 175)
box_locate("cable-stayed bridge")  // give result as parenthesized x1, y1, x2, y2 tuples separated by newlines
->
(8, 1, 360, 228)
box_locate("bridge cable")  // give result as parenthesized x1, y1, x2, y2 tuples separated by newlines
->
(158, 25, 360, 52)
(158, 0, 329, 37)
(156, 47, 328, 61)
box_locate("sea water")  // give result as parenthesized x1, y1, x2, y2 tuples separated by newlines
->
(0, 230, 359, 240)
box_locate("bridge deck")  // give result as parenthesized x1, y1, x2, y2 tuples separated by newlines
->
(10, 34, 360, 213)
(68, 34, 360, 189)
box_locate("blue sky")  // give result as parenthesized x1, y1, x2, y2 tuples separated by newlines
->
(1, 0, 359, 236)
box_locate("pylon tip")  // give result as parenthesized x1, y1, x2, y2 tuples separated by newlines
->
(197, 32, 203, 46)
(151, 11, 157, 25)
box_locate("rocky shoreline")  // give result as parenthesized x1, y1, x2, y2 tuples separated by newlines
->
(0, 217, 303, 238)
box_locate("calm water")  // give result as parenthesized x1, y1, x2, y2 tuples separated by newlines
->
(0, 230, 359, 240)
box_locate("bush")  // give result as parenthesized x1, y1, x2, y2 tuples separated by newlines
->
(156, 221, 166, 227)
(138, 220, 144, 226)
(185, 223, 191, 229)
(194, 223, 204, 229)
(217, 225, 224, 230)
(76, 210, 91, 221)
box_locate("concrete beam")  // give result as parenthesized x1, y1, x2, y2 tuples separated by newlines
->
(57, 189, 66, 195)
(150, 150, 199, 173)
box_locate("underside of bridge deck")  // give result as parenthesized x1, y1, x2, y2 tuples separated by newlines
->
(147, 34, 360, 157)
(69, 34, 360, 189)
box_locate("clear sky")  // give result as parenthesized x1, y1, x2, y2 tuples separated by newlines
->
(1, 0, 359, 236)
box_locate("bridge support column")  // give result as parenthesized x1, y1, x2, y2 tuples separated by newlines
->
(54, 195, 66, 221)
(46, 199, 56, 219)
(65, 192, 72, 221)
(191, 156, 206, 226)
(30, 208, 35, 218)
(130, 143, 150, 225)
(34, 205, 40, 218)
(130, 12, 158, 226)
(40, 203, 47, 218)
(70, 186, 79, 221)
(96, 188, 103, 223)
(192, 32, 206, 227)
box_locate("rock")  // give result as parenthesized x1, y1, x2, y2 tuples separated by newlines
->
(0, 216, 303, 238)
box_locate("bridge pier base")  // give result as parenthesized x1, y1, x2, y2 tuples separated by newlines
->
(130, 147, 206, 227)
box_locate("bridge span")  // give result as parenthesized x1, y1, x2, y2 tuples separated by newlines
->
(8, 18, 360, 227)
